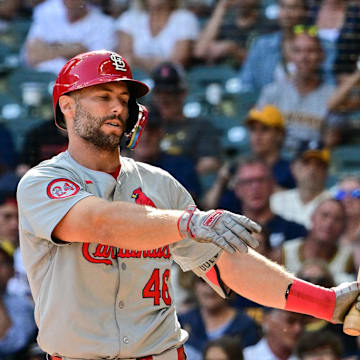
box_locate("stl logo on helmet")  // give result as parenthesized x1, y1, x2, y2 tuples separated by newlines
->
(110, 53, 127, 72)
(47, 179, 80, 199)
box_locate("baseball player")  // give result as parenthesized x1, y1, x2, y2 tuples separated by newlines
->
(16, 50, 360, 360)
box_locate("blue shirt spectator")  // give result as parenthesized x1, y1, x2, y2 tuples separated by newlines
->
(178, 300, 259, 353)
(0, 293, 36, 358)
(0, 247, 36, 359)
(239, 31, 283, 93)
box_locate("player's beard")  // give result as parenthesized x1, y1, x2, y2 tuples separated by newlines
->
(73, 103, 125, 151)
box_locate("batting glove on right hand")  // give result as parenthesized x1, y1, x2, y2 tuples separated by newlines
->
(331, 282, 360, 324)
(178, 205, 261, 254)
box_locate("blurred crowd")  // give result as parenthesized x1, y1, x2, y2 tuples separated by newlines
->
(0, 0, 360, 359)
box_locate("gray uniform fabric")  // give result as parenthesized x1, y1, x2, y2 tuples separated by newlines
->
(17, 151, 220, 359)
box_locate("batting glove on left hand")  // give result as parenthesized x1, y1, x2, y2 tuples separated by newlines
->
(178, 205, 261, 254)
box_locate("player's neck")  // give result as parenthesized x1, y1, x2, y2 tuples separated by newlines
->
(68, 141, 120, 173)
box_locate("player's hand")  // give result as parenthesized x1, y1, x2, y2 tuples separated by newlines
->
(178, 205, 261, 254)
(331, 282, 360, 323)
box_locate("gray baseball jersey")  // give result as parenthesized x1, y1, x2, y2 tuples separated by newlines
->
(16, 151, 221, 359)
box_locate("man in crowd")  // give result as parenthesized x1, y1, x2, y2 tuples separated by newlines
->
(271, 140, 331, 228)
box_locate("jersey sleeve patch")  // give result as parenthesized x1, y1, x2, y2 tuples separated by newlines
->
(47, 178, 80, 199)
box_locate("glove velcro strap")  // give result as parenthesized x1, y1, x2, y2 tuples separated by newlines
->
(285, 279, 336, 321)
(177, 205, 197, 238)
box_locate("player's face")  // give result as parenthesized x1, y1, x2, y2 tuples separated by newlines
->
(72, 82, 130, 151)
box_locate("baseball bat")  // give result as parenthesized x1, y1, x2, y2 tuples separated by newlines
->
(343, 270, 360, 336)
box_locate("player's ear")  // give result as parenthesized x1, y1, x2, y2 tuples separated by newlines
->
(59, 94, 75, 118)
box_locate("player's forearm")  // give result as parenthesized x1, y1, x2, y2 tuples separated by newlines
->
(54, 197, 184, 248)
(217, 248, 293, 309)
(101, 202, 184, 249)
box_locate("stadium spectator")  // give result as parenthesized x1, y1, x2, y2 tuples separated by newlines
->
(203, 335, 244, 360)
(178, 275, 260, 355)
(305, 0, 356, 84)
(333, 175, 360, 247)
(194, 0, 276, 68)
(24, 0, 116, 74)
(201, 105, 295, 212)
(243, 307, 307, 360)
(320, 112, 350, 148)
(0, 191, 18, 254)
(238, 0, 307, 94)
(0, 192, 31, 300)
(0, 0, 25, 53)
(324, 0, 360, 79)
(18, 119, 68, 170)
(200, 160, 241, 213)
(245, 105, 295, 190)
(101, 0, 130, 18)
(0, 246, 37, 358)
(150, 62, 221, 175)
(26, 342, 46, 360)
(0, 124, 18, 194)
(202, 156, 306, 246)
(280, 198, 355, 285)
(231, 157, 307, 248)
(270, 140, 331, 228)
(295, 330, 343, 360)
(257, 30, 335, 154)
(328, 65, 360, 113)
(115, 0, 200, 72)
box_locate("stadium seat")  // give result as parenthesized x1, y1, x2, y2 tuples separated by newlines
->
(187, 64, 237, 97)
(330, 145, 360, 176)
(6, 67, 56, 103)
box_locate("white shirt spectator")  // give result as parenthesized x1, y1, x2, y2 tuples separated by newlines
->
(25, 6, 116, 74)
(32, 0, 65, 22)
(270, 188, 331, 229)
(116, 8, 200, 59)
(244, 338, 299, 360)
(282, 237, 355, 285)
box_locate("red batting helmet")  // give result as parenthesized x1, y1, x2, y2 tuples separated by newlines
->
(52, 50, 150, 149)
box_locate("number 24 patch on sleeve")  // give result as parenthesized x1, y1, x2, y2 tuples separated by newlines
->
(47, 178, 80, 199)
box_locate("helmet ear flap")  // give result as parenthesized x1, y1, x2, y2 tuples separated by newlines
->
(125, 100, 148, 150)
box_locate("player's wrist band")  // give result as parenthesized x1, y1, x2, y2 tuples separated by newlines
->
(177, 205, 197, 238)
(284, 278, 336, 321)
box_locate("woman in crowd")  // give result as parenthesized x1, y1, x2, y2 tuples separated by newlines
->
(115, 0, 200, 72)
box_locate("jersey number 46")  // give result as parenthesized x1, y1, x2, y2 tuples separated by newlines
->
(143, 268, 172, 306)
